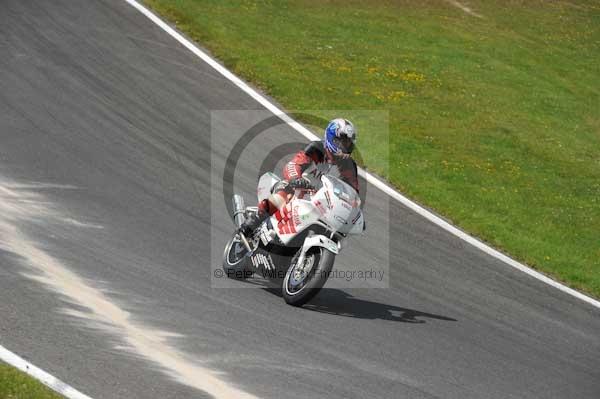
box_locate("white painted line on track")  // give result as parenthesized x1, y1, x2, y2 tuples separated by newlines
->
(0, 345, 93, 399)
(0, 179, 260, 399)
(124, 0, 600, 310)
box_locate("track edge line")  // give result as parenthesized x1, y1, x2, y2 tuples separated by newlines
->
(123, 0, 600, 310)
(0, 345, 93, 399)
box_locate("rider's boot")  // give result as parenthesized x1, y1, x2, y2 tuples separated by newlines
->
(239, 211, 266, 237)
(238, 199, 270, 237)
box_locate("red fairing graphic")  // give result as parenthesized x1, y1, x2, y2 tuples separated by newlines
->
(314, 200, 327, 215)
(275, 204, 297, 235)
(324, 191, 333, 209)
(292, 205, 302, 227)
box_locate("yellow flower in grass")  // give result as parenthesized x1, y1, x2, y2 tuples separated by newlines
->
(387, 90, 407, 101)
(371, 91, 385, 101)
(369, 90, 407, 102)
(400, 71, 425, 82)
(386, 69, 398, 78)
(320, 60, 335, 69)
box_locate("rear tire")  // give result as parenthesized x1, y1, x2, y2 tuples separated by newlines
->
(222, 233, 252, 279)
(282, 247, 335, 307)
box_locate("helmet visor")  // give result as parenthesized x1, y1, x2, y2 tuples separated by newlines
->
(334, 135, 355, 154)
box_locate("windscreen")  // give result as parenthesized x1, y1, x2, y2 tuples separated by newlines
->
(325, 175, 360, 208)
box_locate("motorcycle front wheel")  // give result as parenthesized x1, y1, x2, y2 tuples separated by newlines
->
(282, 247, 335, 307)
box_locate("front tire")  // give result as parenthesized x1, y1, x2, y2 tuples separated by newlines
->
(282, 247, 335, 307)
(222, 233, 252, 279)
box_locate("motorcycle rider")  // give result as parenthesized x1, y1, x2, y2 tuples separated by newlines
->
(239, 118, 359, 237)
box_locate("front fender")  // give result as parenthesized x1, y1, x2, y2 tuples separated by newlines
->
(302, 234, 339, 255)
(295, 234, 339, 268)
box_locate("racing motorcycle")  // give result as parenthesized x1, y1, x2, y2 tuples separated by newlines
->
(222, 172, 365, 306)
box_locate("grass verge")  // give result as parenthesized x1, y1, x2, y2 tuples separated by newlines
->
(0, 362, 63, 399)
(143, 0, 600, 298)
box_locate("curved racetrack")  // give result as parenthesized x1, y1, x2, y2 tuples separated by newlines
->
(0, 1, 599, 398)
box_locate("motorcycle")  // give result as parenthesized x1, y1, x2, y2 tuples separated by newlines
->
(222, 172, 365, 306)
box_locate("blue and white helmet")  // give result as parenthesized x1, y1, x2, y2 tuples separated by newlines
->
(324, 118, 357, 156)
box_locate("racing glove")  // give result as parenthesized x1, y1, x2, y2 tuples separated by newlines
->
(288, 177, 313, 190)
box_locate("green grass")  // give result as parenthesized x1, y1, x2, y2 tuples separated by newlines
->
(0, 363, 63, 398)
(144, 0, 600, 297)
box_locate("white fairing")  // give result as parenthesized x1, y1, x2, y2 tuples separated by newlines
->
(317, 175, 363, 235)
(257, 172, 281, 203)
(256, 173, 364, 246)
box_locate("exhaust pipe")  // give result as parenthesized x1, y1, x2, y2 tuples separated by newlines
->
(232, 195, 246, 228)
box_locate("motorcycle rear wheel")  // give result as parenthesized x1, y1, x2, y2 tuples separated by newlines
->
(222, 232, 252, 280)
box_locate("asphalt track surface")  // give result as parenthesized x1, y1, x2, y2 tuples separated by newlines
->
(1, 1, 599, 398)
